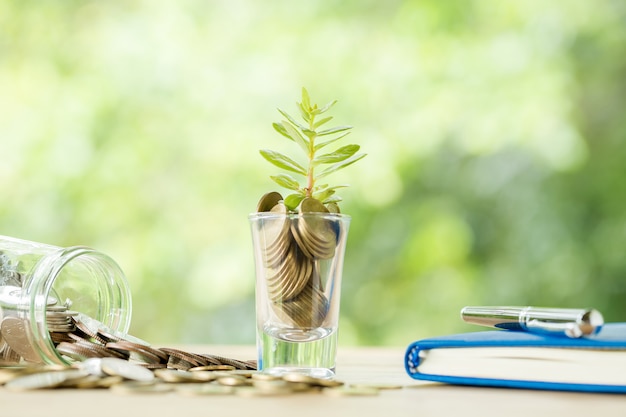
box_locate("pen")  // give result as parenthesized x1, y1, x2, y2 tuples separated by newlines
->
(461, 306, 604, 338)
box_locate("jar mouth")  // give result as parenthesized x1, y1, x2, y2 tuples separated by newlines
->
(22, 246, 132, 365)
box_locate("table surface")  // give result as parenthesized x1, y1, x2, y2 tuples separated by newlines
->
(1, 345, 625, 417)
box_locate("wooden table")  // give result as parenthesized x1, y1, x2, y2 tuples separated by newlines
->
(1, 346, 624, 417)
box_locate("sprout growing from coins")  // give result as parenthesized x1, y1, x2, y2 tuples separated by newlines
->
(259, 87, 366, 213)
(255, 88, 365, 330)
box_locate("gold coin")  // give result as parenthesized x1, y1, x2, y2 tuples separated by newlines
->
(273, 281, 330, 328)
(251, 372, 282, 381)
(216, 375, 251, 387)
(299, 197, 329, 214)
(259, 204, 291, 260)
(295, 198, 337, 260)
(282, 372, 343, 388)
(154, 368, 216, 383)
(110, 381, 172, 395)
(326, 202, 341, 213)
(188, 365, 236, 372)
(256, 191, 283, 212)
(267, 246, 313, 302)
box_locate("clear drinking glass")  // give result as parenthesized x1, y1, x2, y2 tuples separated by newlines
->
(249, 212, 350, 379)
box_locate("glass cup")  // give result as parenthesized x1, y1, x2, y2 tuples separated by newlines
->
(249, 212, 350, 379)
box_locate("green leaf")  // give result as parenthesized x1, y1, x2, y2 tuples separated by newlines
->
(322, 194, 343, 204)
(313, 184, 348, 200)
(281, 121, 310, 154)
(313, 100, 337, 115)
(316, 153, 367, 179)
(270, 174, 301, 191)
(313, 116, 333, 129)
(325, 184, 349, 191)
(278, 108, 307, 132)
(314, 131, 351, 151)
(313, 188, 335, 202)
(302, 128, 317, 140)
(318, 125, 352, 137)
(298, 102, 311, 122)
(284, 193, 305, 211)
(259, 149, 307, 176)
(301, 87, 311, 111)
(272, 122, 293, 140)
(312, 144, 360, 166)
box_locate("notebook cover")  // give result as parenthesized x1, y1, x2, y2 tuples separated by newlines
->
(405, 323, 626, 393)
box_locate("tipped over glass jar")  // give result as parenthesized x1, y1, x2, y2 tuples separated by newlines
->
(0, 235, 131, 365)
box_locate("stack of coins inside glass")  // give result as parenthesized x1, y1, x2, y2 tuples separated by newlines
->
(257, 193, 340, 329)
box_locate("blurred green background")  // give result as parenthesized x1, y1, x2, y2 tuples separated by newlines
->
(2, 0, 625, 346)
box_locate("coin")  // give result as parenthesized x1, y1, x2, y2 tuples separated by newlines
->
(160, 347, 207, 368)
(216, 375, 251, 387)
(251, 372, 282, 381)
(189, 365, 236, 372)
(74, 375, 124, 389)
(326, 202, 340, 213)
(252, 379, 292, 391)
(110, 381, 173, 395)
(1, 317, 42, 363)
(154, 368, 216, 383)
(4, 369, 89, 391)
(0, 368, 21, 384)
(100, 357, 155, 382)
(106, 341, 165, 364)
(218, 369, 256, 377)
(266, 245, 313, 302)
(294, 198, 337, 260)
(1, 345, 21, 363)
(72, 316, 108, 345)
(274, 280, 330, 328)
(259, 203, 291, 261)
(257, 191, 284, 212)
(77, 357, 106, 377)
(282, 372, 344, 388)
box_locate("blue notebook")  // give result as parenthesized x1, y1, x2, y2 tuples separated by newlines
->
(405, 323, 626, 393)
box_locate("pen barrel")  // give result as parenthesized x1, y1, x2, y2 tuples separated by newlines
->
(520, 307, 604, 337)
(461, 306, 604, 338)
(461, 307, 527, 331)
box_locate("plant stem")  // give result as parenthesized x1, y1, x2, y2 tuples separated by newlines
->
(305, 114, 316, 198)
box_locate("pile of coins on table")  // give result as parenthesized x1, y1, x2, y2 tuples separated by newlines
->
(0, 300, 256, 370)
(0, 359, 398, 396)
(256, 192, 342, 328)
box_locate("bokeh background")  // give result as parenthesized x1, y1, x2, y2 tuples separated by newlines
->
(2, 0, 625, 346)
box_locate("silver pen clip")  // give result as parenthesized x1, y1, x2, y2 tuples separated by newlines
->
(461, 306, 604, 338)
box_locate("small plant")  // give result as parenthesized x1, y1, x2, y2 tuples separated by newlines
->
(259, 87, 366, 212)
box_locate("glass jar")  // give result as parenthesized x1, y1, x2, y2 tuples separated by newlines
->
(0, 235, 131, 365)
